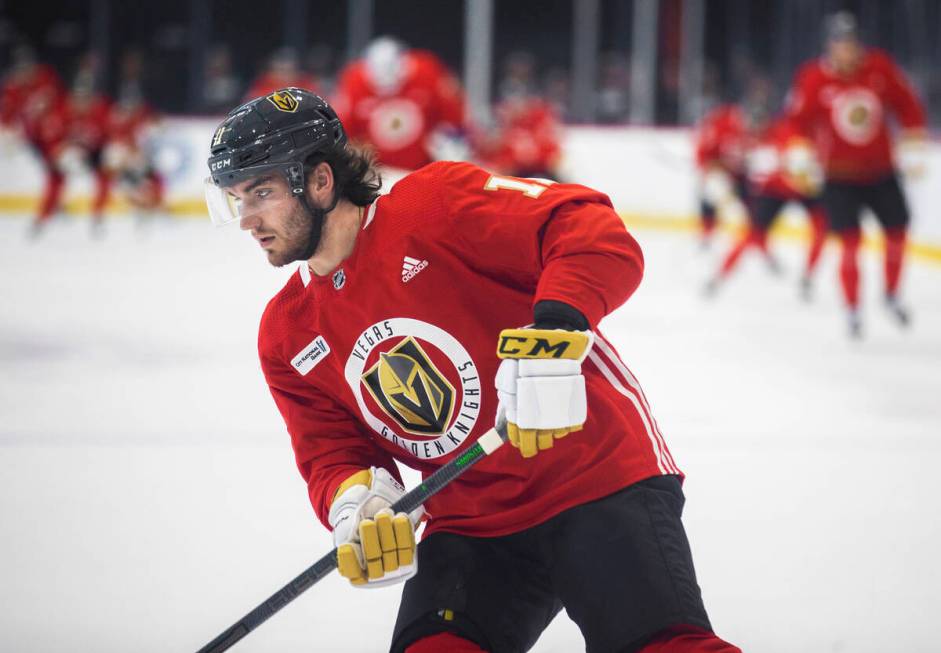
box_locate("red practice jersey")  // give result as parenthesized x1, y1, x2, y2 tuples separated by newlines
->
(478, 97, 562, 177)
(64, 94, 112, 153)
(332, 50, 465, 171)
(0, 64, 65, 150)
(746, 118, 818, 199)
(786, 49, 926, 182)
(694, 104, 749, 175)
(14, 96, 70, 157)
(258, 162, 681, 538)
(108, 101, 157, 148)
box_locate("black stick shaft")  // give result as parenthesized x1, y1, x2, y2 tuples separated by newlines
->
(196, 424, 507, 653)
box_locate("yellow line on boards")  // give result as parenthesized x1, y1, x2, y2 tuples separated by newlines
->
(620, 213, 941, 267)
(0, 194, 938, 266)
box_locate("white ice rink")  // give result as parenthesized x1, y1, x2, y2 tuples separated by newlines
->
(1, 215, 939, 653)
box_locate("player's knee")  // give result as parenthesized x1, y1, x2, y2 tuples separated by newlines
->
(404, 631, 488, 652)
(632, 624, 741, 653)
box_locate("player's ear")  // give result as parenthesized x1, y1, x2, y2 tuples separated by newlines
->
(307, 161, 335, 202)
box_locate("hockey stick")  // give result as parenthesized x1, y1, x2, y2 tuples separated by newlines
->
(195, 421, 509, 653)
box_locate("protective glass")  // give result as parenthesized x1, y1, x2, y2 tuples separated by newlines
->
(203, 175, 298, 227)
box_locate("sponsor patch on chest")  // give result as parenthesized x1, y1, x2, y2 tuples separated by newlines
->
(291, 336, 331, 376)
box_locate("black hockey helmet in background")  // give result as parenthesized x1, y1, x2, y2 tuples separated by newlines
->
(206, 88, 347, 194)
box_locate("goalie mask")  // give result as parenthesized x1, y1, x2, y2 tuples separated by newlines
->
(204, 88, 346, 227)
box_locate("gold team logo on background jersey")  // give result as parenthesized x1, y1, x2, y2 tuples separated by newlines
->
(267, 90, 299, 113)
(362, 337, 455, 435)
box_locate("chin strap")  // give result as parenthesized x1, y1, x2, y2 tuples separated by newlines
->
(297, 191, 340, 261)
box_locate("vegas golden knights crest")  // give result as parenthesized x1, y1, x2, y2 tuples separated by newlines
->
(267, 90, 299, 113)
(362, 337, 455, 435)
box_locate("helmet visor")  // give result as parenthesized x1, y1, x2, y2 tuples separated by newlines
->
(203, 175, 298, 227)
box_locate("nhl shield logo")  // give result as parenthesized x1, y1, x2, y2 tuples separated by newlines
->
(362, 337, 455, 436)
(267, 90, 299, 113)
(332, 269, 346, 290)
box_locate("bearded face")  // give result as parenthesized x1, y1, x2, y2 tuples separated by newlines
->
(223, 172, 322, 267)
(261, 199, 317, 267)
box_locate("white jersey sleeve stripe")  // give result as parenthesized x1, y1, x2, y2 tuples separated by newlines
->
(592, 336, 680, 474)
(588, 350, 670, 475)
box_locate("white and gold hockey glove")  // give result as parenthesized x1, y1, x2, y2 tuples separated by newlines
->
(896, 135, 928, 180)
(783, 140, 823, 197)
(328, 467, 424, 588)
(495, 328, 594, 458)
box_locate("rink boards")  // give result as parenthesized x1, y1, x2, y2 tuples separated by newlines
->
(1, 119, 939, 257)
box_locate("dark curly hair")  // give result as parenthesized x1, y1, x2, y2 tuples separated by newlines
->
(305, 144, 382, 207)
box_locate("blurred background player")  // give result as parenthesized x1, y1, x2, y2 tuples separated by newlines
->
(0, 43, 66, 236)
(103, 88, 165, 225)
(473, 94, 562, 181)
(332, 36, 467, 174)
(692, 79, 764, 249)
(705, 108, 827, 299)
(200, 45, 243, 114)
(244, 47, 320, 100)
(786, 11, 928, 337)
(56, 52, 113, 236)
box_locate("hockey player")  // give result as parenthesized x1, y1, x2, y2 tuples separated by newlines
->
(0, 44, 66, 235)
(332, 37, 467, 172)
(103, 91, 165, 222)
(693, 92, 753, 248)
(59, 76, 113, 233)
(705, 114, 827, 299)
(205, 88, 739, 653)
(786, 11, 927, 337)
(244, 47, 320, 101)
(475, 94, 563, 181)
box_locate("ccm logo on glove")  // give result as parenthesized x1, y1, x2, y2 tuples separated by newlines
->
(495, 328, 594, 458)
(497, 329, 592, 360)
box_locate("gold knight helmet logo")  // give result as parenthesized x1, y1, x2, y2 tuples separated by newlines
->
(267, 90, 299, 113)
(362, 337, 455, 435)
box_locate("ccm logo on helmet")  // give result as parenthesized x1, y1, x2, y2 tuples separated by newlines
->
(210, 158, 231, 171)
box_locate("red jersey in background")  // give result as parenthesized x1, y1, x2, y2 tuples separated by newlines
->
(108, 100, 157, 149)
(64, 92, 112, 154)
(694, 104, 749, 175)
(333, 50, 465, 170)
(746, 118, 821, 199)
(786, 49, 926, 182)
(477, 97, 561, 178)
(0, 63, 65, 152)
(258, 161, 680, 538)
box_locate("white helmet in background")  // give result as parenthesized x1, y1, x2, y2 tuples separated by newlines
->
(364, 37, 407, 95)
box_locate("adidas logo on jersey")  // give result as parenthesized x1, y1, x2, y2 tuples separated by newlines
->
(402, 256, 428, 283)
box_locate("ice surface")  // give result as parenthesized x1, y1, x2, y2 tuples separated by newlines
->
(0, 215, 939, 652)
